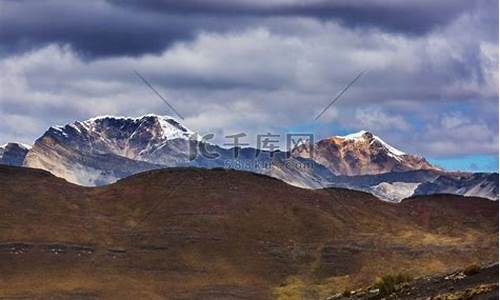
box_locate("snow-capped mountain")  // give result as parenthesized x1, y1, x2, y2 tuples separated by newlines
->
(292, 130, 438, 176)
(46, 114, 194, 160)
(23, 115, 196, 185)
(22, 114, 334, 187)
(1, 114, 497, 201)
(0, 143, 31, 166)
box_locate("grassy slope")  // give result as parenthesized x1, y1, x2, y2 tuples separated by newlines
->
(0, 166, 497, 299)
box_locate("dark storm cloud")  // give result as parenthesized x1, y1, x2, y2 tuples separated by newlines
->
(1, 0, 495, 59)
(0, 0, 248, 58)
(111, 0, 482, 35)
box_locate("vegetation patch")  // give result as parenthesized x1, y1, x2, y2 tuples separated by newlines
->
(463, 264, 481, 276)
(373, 272, 412, 296)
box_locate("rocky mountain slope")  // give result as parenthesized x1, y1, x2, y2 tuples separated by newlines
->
(292, 130, 437, 176)
(329, 170, 499, 201)
(1, 114, 497, 201)
(0, 142, 30, 166)
(22, 115, 334, 187)
(23, 115, 193, 185)
(0, 165, 497, 300)
(415, 172, 499, 200)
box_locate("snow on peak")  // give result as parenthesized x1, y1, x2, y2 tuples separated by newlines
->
(339, 130, 370, 140)
(81, 114, 193, 141)
(337, 130, 406, 157)
(155, 115, 194, 140)
(373, 135, 405, 156)
(84, 114, 180, 124)
(1, 142, 32, 150)
(16, 143, 32, 150)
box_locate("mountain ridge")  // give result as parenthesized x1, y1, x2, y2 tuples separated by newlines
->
(292, 130, 438, 176)
(0, 114, 497, 201)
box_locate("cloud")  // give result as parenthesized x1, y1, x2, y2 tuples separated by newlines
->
(1, 0, 496, 59)
(352, 107, 410, 131)
(0, 112, 46, 145)
(416, 113, 499, 157)
(0, 0, 233, 58)
(111, 0, 485, 35)
(0, 1, 497, 163)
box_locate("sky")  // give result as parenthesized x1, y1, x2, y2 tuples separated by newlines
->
(0, 0, 498, 172)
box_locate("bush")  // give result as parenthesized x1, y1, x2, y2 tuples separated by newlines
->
(374, 273, 412, 296)
(341, 289, 351, 297)
(464, 264, 481, 276)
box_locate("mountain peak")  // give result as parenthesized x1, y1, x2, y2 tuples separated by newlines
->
(85, 114, 192, 140)
(45, 114, 193, 143)
(336, 130, 405, 156)
(83, 113, 180, 123)
(1, 142, 32, 151)
(338, 130, 372, 140)
(31, 114, 197, 173)
(290, 130, 437, 176)
(0, 142, 31, 166)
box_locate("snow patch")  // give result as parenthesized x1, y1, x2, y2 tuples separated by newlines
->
(50, 126, 69, 137)
(371, 182, 421, 202)
(82, 114, 194, 141)
(373, 136, 405, 156)
(338, 130, 406, 157)
(16, 143, 32, 150)
(156, 116, 194, 140)
(339, 130, 368, 140)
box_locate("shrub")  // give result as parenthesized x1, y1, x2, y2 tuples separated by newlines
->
(341, 289, 351, 297)
(464, 264, 481, 276)
(374, 272, 412, 296)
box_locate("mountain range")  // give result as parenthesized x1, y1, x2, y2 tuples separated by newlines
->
(1, 114, 497, 201)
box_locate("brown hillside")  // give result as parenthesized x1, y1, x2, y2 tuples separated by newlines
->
(0, 166, 497, 300)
